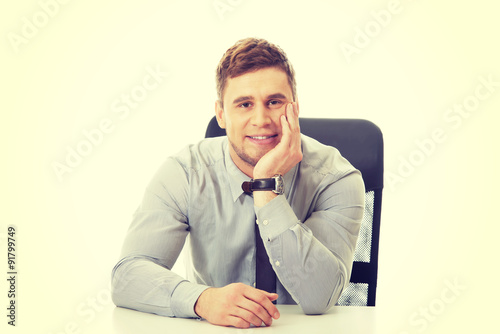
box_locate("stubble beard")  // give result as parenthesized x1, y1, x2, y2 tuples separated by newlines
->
(229, 139, 265, 168)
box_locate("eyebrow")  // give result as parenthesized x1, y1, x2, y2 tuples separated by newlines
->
(267, 93, 287, 100)
(232, 93, 288, 105)
(232, 96, 254, 105)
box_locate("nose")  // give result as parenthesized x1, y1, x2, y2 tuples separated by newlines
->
(251, 103, 272, 127)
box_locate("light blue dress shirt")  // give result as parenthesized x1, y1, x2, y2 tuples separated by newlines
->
(111, 134, 364, 318)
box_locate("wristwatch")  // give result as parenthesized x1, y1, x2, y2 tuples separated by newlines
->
(242, 174, 284, 195)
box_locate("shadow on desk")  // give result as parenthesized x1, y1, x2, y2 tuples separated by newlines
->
(112, 305, 377, 333)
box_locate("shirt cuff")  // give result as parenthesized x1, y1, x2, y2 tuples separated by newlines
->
(170, 280, 210, 318)
(255, 195, 299, 240)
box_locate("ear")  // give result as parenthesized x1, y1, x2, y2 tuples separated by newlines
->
(215, 100, 226, 129)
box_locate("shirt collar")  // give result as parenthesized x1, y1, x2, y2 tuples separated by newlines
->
(224, 141, 299, 202)
(224, 142, 250, 202)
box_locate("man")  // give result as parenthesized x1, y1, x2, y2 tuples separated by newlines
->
(111, 38, 365, 328)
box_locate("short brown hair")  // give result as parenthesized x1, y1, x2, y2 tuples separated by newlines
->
(216, 38, 297, 107)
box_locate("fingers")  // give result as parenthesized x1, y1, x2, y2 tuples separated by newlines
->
(284, 102, 302, 162)
(252, 102, 302, 179)
(245, 289, 281, 320)
(232, 286, 280, 327)
(232, 300, 272, 327)
(265, 292, 279, 302)
(284, 102, 300, 136)
(280, 103, 297, 145)
(197, 283, 279, 328)
(288, 102, 300, 138)
(286, 102, 300, 130)
(226, 315, 251, 329)
(255, 290, 279, 304)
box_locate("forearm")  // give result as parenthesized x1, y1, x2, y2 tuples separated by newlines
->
(111, 256, 209, 318)
(272, 224, 347, 314)
(255, 195, 359, 314)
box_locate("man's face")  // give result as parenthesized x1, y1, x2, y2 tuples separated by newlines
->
(216, 67, 294, 176)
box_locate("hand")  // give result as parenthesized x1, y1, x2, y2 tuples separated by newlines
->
(252, 102, 302, 206)
(194, 282, 280, 328)
(253, 102, 302, 180)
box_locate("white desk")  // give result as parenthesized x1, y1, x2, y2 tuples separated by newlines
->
(86, 304, 379, 334)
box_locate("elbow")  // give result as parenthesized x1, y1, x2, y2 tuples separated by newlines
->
(299, 290, 337, 315)
(110, 271, 122, 308)
(301, 304, 330, 315)
(300, 272, 345, 315)
(111, 288, 121, 308)
(110, 272, 133, 310)
(300, 290, 339, 315)
(111, 288, 128, 309)
(110, 259, 129, 308)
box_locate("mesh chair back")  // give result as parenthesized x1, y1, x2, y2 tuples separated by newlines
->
(205, 117, 383, 306)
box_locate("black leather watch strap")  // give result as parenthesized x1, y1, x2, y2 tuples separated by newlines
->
(251, 178, 275, 191)
(242, 178, 275, 193)
(242, 175, 284, 195)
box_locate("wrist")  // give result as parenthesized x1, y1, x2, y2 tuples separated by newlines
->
(252, 172, 276, 180)
(242, 174, 284, 196)
(194, 288, 212, 318)
(254, 190, 278, 207)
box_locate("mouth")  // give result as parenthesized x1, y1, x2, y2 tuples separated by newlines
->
(246, 134, 279, 145)
(248, 135, 278, 140)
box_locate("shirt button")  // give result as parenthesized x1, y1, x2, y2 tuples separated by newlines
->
(275, 260, 280, 267)
(256, 220, 259, 225)
(263, 219, 269, 226)
(253, 282, 256, 287)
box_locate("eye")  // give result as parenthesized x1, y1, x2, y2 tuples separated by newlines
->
(238, 102, 253, 108)
(268, 100, 284, 109)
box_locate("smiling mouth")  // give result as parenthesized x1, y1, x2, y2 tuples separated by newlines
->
(248, 135, 278, 140)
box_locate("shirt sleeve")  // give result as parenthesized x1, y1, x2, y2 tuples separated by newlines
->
(111, 157, 210, 318)
(255, 170, 365, 314)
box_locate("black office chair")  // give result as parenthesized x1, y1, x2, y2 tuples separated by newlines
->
(205, 117, 383, 306)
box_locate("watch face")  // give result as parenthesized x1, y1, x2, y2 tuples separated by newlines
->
(274, 175, 284, 195)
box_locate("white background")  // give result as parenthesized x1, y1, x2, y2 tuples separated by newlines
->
(1, 1, 499, 333)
